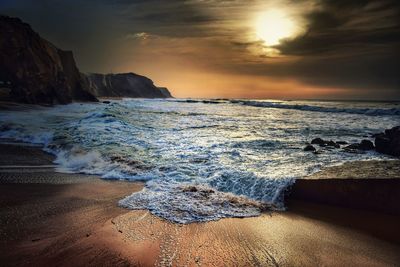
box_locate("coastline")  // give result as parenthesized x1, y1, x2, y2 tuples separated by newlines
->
(0, 143, 399, 266)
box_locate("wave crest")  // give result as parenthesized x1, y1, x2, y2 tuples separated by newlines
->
(232, 100, 400, 116)
(119, 181, 273, 223)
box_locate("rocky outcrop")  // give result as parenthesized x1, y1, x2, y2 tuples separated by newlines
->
(311, 138, 325, 146)
(306, 128, 400, 157)
(0, 16, 97, 104)
(303, 144, 316, 151)
(310, 138, 340, 148)
(84, 73, 173, 98)
(305, 137, 376, 154)
(343, 140, 374, 151)
(374, 126, 400, 156)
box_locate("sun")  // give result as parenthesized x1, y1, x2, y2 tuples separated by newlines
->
(255, 9, 302, 46)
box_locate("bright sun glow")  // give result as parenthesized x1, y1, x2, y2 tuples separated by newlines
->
(255, 9, 302, 46)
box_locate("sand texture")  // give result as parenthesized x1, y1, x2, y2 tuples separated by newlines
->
(0, 144, 399, 266)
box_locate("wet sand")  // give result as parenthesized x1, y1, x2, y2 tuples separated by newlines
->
(0, 144, 399, 266)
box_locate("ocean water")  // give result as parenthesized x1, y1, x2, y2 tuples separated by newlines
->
(0, 99, 399, 223)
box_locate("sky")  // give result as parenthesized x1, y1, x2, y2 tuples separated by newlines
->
(1, 0, 399, 100)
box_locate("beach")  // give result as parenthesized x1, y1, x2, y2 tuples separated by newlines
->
(1, 143, 399, 266)
(1, 3, 400, 266)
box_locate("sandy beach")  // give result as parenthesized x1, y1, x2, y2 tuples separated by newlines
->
(1, 3, 400, 266)
(0, 143, 399, 266)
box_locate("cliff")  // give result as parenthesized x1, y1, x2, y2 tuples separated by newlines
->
(84, 73, 173, 98)
(0, 16, 97, 104)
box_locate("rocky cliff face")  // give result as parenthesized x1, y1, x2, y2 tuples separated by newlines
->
(84, 73, 172, 98)
(0, 16, 97, 104)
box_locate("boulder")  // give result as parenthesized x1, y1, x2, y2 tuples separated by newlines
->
(343, 140, 374, 151)
(304, 144, 316, 152)
(336, 141, 348, 145)
(359, 140, 374, 150)
(311, 138, 325, 146)
(326, 140, 340, 148)
(375, 126, 400, 156)
(385, 126, 400, 139)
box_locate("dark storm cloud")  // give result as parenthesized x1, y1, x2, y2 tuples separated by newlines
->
(271, 0, 400, 95)
(120, 1, 218, 37)
(279, 0, 400, 56)
(0, 0, 213, 37)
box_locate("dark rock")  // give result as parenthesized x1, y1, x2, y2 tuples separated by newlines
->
(102, 100, 111, 104)
(84, 73, 172, 98)
(202, 100, 221, 104)
(385, 126, 400, 139)
(304, 144, 316, 151)
(0, 16, 98, 104)
(375, 126, 400, 156)
(375, 136, 391, 153)
(188, 186, 198, 192)
(311, 138, 325, 145)
(326, 140, 340, 148)
(200, 188, 215, 194)
(359, 140, 374, 150)
(336, 141, 348, 145)
(343, 140, 374, 151)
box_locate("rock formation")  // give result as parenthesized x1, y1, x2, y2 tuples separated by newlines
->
(84, 73, 172, 98)
(0, 16, 97, 104)
(303, 144, 316, 151)
(374, 126, 400, 156)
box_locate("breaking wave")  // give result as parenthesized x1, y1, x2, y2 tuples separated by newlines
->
(0, 99, 395, 223)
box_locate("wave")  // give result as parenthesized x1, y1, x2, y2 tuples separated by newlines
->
(0, 98, 393, 223)
(118, 169, 294, 223)
(119, 179, 280, 224)
(0, 119, 293, 224)
(231, 100, 400, 116)
(208, 170, 294, 206)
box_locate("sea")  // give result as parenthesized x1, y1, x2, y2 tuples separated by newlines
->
(0, 99, 399, 223)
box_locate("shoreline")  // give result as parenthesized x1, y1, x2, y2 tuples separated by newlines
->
(0, 143, 399, 265)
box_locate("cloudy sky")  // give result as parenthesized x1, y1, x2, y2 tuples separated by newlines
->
(1, 0, 399, 99)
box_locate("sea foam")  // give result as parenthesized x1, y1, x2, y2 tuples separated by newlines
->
(0, 99, 396, 223)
